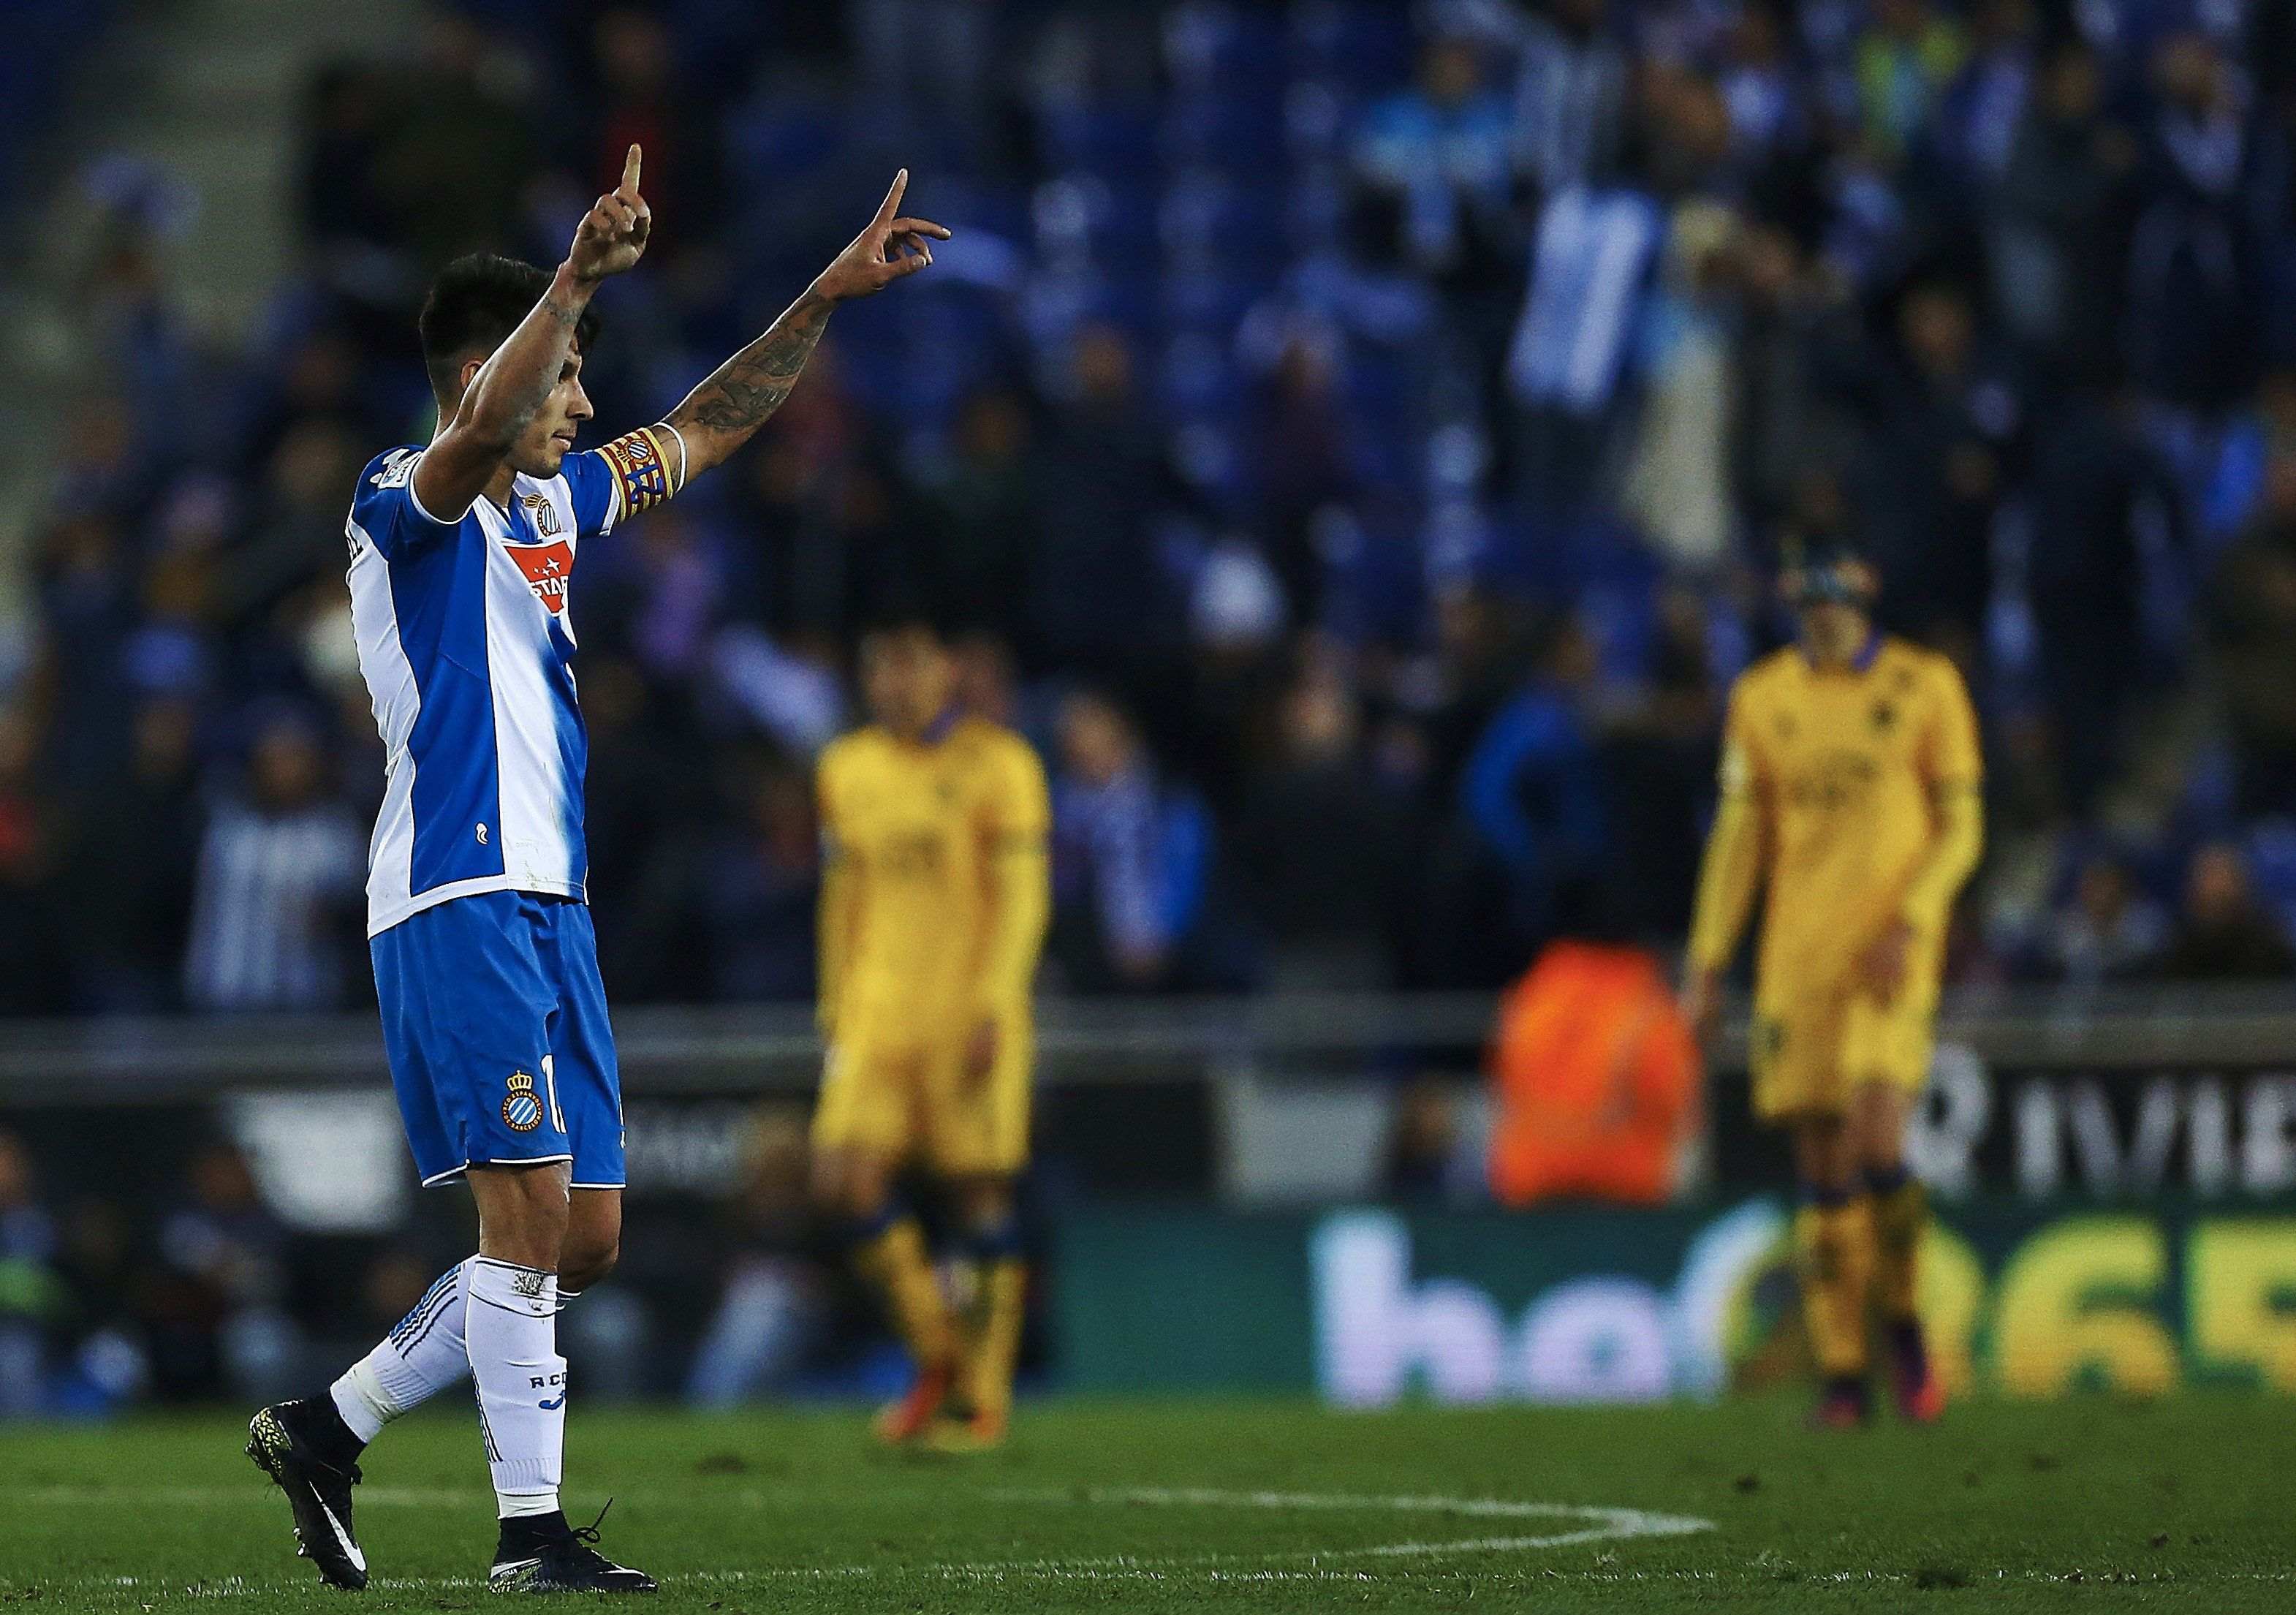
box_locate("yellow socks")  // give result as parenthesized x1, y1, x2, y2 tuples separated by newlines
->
(960, 1258, 1026, 1426)
(1865, 1164, 1926, 1323)
(1795, 1189, 1873, 1380)
(958, 1215, 1026, 1427)
(850, 1204, 1025, 1430)
(852, 1216, 954, 1369)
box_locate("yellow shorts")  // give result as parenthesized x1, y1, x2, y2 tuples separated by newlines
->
(1749, 981, 1939, 1122)
(811, 1008, 1032, 1176)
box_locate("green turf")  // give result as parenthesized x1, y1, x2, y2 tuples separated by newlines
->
(1, 1396, 2290, 1611)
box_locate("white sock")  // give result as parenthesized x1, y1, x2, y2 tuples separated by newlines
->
(466, 1257, 565, 1519)
(330, 1260, 472, 1444)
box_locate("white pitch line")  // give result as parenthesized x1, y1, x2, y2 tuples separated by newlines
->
(60, 1483, 1716, 1597)
(1003, 1484, 1650, 1516)
(976, 1485, 1712, 1566)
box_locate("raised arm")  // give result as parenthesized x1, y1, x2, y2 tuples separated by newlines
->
(658, 170, 949, 486)
(414, 145, 652, 521)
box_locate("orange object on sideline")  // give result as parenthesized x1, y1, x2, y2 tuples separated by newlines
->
(1487, 940, 1700, 1206)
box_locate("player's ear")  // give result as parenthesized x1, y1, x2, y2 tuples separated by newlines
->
(459, 355, 485, 401)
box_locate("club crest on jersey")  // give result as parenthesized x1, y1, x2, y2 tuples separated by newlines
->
(507, 539, 576, 614)
(517, 492, 564, 536)
(503, 1070, 544, 1132)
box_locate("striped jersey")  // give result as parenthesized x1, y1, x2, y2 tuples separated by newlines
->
(344, 434, 669, 936)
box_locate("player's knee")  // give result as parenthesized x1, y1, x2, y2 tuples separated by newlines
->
(843, 1176, 891, 1225)
(808, 1157, 846, 1213)
(811, 1153, 887, 1224)
(1790, 1114, 1852, 1189)
(955, 1176, 1015, 1231)
(561, 1236, 621, 1293)
(1790, 1113, 1835, 1149)
(1848, 1084, 1909, 1172)
(1857, 1125, 1907, 1176)
(471, 1164, 572, 1267)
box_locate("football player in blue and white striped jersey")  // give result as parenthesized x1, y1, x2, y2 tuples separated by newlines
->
(248, 146, 947, 1595)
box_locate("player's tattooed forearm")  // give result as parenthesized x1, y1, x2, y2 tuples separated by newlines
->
(672, 293, 832, 435)
(681, 374, 784, 433)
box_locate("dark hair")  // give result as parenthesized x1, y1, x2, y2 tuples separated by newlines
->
(417, 252, 599, 402)
(856, 602, 950, 646)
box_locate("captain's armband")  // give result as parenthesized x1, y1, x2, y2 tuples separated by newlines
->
(597, 426, 681, 521)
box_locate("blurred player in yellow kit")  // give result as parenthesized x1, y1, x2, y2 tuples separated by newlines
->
(813, 615, 1049, 1451)
(1683, 541, 1982, 1427)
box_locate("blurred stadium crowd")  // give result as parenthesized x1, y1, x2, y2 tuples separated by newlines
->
(0, 1108, 919, 1413)
(16, 0, 2296, 1021)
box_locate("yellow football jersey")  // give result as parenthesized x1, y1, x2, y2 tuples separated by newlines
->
(817, 716, 1050, 1037)
(1690, 637, 1982, 1002)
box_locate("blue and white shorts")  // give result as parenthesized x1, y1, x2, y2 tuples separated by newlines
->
(370, 890, 626, 1189)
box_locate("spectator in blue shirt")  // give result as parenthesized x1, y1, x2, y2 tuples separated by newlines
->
(1049, 690, 1213, 992)
(1461, 613, 1607, 952)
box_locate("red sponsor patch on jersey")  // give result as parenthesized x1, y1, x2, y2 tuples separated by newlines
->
(507, 540, 576, 613)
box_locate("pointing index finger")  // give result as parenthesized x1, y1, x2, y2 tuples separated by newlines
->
(873, 169, 909, 229)
(621, 144, 643, 197)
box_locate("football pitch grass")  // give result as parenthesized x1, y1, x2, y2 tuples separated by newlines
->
(4, 1397, 2292, 1612)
